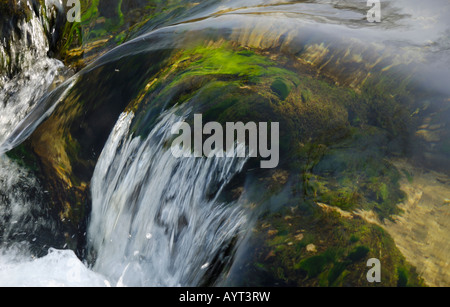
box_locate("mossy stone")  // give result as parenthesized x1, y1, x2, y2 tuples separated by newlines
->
(271, 79, 291, 101)
(347, 246, 370, 263)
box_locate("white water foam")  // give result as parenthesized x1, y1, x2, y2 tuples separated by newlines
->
(0, 156, 108, 287)
(0, 248, 109, 287)
(0, 58, 67, 145)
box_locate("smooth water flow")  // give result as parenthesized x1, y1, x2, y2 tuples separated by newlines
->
(88, 110, 248, 286)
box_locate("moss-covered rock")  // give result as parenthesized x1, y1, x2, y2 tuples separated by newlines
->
(58, 0, 202, 70)
(5, 7, 446, 285)
(13, 38, 422, 264)
(225, 200, 425, 287)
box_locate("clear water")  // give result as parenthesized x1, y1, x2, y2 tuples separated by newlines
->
(0, 0, 448, 287)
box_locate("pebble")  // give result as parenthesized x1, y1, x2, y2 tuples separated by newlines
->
(295, 234, 304, 241)
(306, 244, 317, 253)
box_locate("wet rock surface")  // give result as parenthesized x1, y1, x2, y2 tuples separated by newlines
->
(1, 0, 449, 287)
(0, 0, 65, 84)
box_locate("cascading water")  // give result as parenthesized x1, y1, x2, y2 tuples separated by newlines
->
(0, 0, 449, 288)
(0, 154, 110, 286)
(0, 58, 68, 145)
(0, 156, 48, 252)
(0, 0, 66, 236)
(0, 10, 48, 84)
(87, 109, 248, 287)
(0, 155, 108, 287)
(0, 0, 101, 286)
(0, 0, 70, 144)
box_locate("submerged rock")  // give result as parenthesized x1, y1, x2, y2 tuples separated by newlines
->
(58, 0, 205, 70)
(360, 160, 450, 287)
(2, 0, 449, 286)
(224, 198, 425, 287)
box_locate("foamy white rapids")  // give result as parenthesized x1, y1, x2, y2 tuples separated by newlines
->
(0, 248, 109, 287)
(0, 11, 49, 83)
(88, 110, 248, 287)
(0, 58, 67, 145)
(0, 0, 68, 146)
(0, 156, 108, 287)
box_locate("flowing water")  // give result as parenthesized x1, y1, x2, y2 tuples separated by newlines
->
(88, 109, 248, 286)
(0, 0, 449, 287)
(0, 0, 99, 286)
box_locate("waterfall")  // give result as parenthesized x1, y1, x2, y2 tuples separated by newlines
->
(0, 155, 110, 287)
(0, 156, 48, 252)
(0, 0, 94, 286)
(0, 58, 68, 145)
(87, 109, 249, 287)
(0, 0, 67, 253)
(0, 0, 64, 86)
(0, 13, 48, 83)
(0, 0, 70, 146)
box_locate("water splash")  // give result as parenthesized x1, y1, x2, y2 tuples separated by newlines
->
(0, 58, 68, 145)
(87, 109, 248, 287)
(0, 156, 56, 251)
(0, 155, 109, 287)
(0, 0, 64, 85)
(0, 155, 87, 286)
(0, 248, 108, 287)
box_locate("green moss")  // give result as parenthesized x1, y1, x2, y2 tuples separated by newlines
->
(397, 267, 409, 287)
(298, 250, 337, 279)
(377, 183, 389, 202)
(327, 262, 348, 286)
(236, 197, 425, 287)
(130, 42, 302, 149)
(299, 255, 329, 278)
(301, 89, 312, 103)
(306, 174, 360, 211)
(172, 44, 298, 85)
(347, 246, 370, 263)
(268, 235, 289, 247)
(6, 144, 40, 173)
(349, 235, 360, 243)
(301, 125, 407, 220)
(271, 79, 291, 100)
